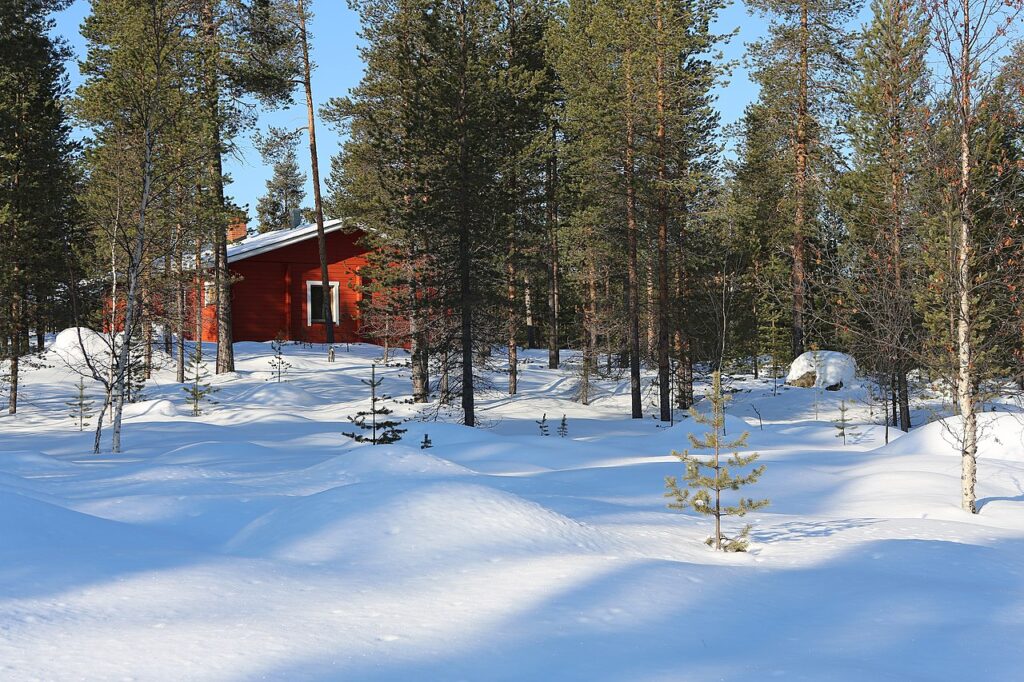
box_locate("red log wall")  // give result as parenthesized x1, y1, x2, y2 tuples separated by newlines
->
(198, 229, 370, 344)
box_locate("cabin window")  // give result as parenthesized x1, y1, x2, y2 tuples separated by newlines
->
(203, 280, 216, 306)
(306, 281, 340, 326)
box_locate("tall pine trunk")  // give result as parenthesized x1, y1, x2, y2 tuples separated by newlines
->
(791, 0, 810, 359)
(200, 2, 234, 375)
(655, 3, 670, 421)
(546, 127, 560, 370)
(624, 46, 641, 419)
(297, 0, 334, 345)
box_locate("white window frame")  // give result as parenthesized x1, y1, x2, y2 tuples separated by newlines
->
(203, 280, 217, 306)
(306, 280, 340, 326)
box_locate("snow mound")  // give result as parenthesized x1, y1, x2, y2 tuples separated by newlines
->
(226, 480, 612, 565)
(49, 327, 110, 366)
(232, 381, 329, 408)
(155, 441, 283, 469)
(121, 399, 179, 419)
(787, 351, 856, 389)
(0, 450, 74, 476)
(0, 488, 169, 553)
(877, 412, 1024, 462)
(321, 445, 473, 479)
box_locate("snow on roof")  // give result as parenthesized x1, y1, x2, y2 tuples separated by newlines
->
(227, 219, 350, 263)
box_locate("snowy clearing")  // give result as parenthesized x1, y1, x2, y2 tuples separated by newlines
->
(2, 340, 1023, 681)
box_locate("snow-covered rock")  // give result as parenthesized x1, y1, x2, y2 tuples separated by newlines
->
(50, 327, 111, 367)
(786, 350, 856, 390)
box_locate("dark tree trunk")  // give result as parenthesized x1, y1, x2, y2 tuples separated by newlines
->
(546, 130, 560, 370)
(898, 367, 911, 432)
(624, 48, 641, 419)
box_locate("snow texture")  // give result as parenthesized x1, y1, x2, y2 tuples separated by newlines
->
(1, 331, 1023, 680)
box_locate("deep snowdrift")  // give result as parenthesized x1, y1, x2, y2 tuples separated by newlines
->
(2, 336, 1023, 680)
(878, 411, 1024, 461)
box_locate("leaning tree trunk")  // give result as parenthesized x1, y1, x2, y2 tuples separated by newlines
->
(297, 0, 334, 345)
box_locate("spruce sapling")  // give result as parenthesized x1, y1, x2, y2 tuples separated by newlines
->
(67, 377, 95, 431)
(182, 343, 217, 416)
(268, 333, 291, 382)
(665, 371, 769, 552)
(343, 364, 406, 444)
(834, 399, 856, 445)
(557, 414, 568, 438)
(536, 413, 549, 436)
(420, 433, 433, 449)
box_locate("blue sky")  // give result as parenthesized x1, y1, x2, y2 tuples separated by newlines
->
(53, 0, 765, 220)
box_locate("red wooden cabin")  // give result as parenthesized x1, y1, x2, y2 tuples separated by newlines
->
(194, 219, 371, 344)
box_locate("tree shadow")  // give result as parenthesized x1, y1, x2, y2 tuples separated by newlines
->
(751, 517, 878, 543)
(243, 537, 1024, 681)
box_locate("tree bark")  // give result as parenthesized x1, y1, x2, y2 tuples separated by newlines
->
(792, 0, 810, 359)
(955, 0, 977, 514)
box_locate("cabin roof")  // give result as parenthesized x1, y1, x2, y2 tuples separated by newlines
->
(227, 219, 350, 263)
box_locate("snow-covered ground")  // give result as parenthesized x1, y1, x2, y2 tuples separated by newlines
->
(2, 339, 1024, 681)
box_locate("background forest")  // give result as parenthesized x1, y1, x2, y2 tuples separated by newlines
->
(2, 0, 1023, 516)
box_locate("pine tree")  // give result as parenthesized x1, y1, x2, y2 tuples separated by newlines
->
(182, 343, 217, 416)
(746, 0, 858, 359)
(267, 333, 291, 382)
(256, 145, 307, 233)
(200, 0, 308, 374)
(343, 364, 406, 444)
(325, 0, 509, 426)
(0, 0, 78, 416)
(420, 433, 432, 449)
(67, 378, 96, 432)
(557, 414, 568, 438)
(665, 371, 769, 551)
(834, 0, 930, 434)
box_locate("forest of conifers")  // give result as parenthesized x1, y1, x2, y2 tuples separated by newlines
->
(2, 0, 1023, 512)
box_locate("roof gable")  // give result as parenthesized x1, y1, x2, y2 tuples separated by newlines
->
(227, 219, 352, 263)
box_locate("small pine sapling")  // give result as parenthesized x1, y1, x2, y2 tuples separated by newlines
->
(557, 414, 568, 438)
(125, 340, 146, 403)
(834, 399, 856, 445)
(67, 377, 95, 431)
(665, 371, 769, 552)
(182, 343, 217, 416)
(268, 334, 292, 382)
(343, 364, 406, 444)
(536, 413, 549, 436)
(420, 433, 433, 449)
